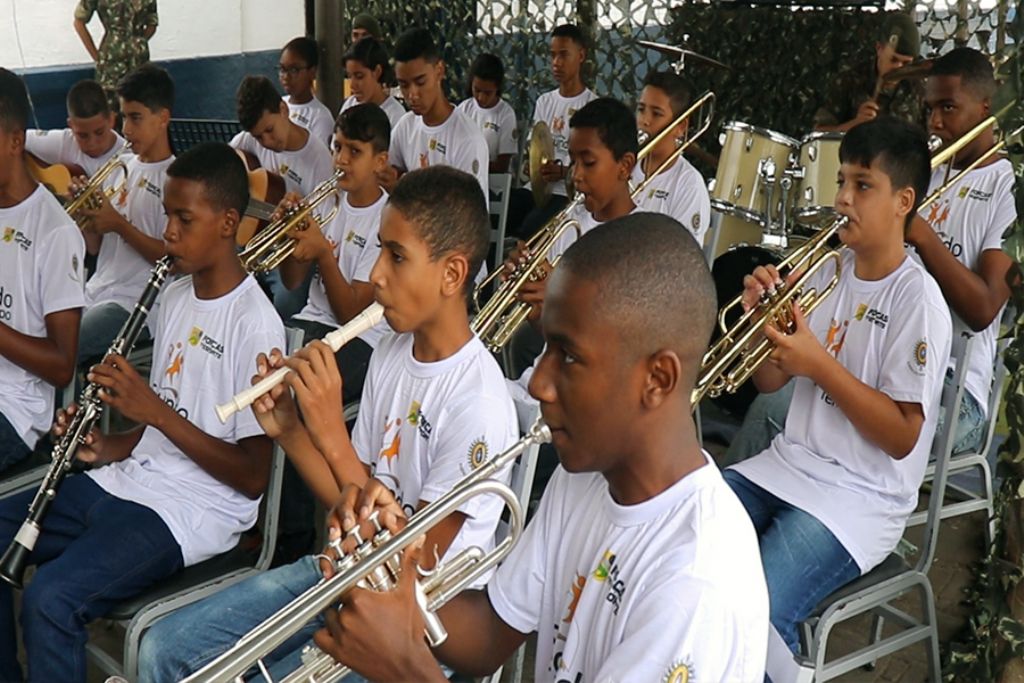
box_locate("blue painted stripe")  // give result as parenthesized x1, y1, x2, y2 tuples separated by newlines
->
(19, 49, 279, 129)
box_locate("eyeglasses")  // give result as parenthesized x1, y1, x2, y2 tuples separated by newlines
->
(278, 65, 311, 76)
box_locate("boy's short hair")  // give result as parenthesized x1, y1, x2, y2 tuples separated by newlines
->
(67, 79, 111, 119)
(343, 36, 395, 86)
(388, 167, 489, 296)
(642, 71, 692, 118)
(840, 117, 930, 222)
(878, 12, 920, 57)
(117, 64, 175, 113)
(167, 142, 250, 217)
(335, 103, 390, 153)
(467, 53, 505, 96)
(236, 76, 283, 131)
(551, 23, 587, 50)
(569, 97, 639, 161)
(283, 36, 319, 69)
(394, 27, 440, 64)
(0, 68, 31, 134)
(559, 212, 716, 369)
(931, 47, 997, 101)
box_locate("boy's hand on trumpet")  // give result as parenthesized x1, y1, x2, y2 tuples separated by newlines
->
(321, 479, 408, 579)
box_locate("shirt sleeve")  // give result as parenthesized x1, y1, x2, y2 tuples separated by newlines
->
(351, 346, 380, 465)
(37, 222, 86, 316)
(590, 573, 767, 683)
(498, 105, 518, 156)
(418, 393, 515, 518)
(983, 172, 1018, 252)
(451, 130, 490, 211)
(670, 171, 712, 247)
(388, 114, 411, 172)
(876, 280, 952, 418)
(229, 313, 287, 442)
(24, 129, 76, 167)
(486, 468, 565, 634)
(229, 131, 250, 152)
(74, 0, 97, 22)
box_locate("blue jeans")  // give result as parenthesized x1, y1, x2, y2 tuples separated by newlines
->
(78, 302, 150, 366)
(0, 474, 183, 683)
(0, 411, 32, 472)
(723, 470, 860, 654)
(273, 267, 315, 322)
(138, 555, 328, 683)
(724, 371, 988, 466)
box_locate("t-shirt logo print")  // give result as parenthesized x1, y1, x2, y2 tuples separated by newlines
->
(825, 318, 850, 357)
(663, 660, 695, 683)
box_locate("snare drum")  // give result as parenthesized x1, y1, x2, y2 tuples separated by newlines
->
(710, 122, 799, 224)
(793, 132, 843, 226)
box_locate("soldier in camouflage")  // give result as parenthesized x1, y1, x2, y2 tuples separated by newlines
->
(73, 0, 159, 113)
(813, 13, 924, 132)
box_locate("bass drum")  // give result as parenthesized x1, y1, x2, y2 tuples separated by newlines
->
(709, 243, 781, 418)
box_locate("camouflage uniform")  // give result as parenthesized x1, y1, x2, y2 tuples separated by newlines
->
(74, 0, 158, 108)
(812, 57, 925, 129)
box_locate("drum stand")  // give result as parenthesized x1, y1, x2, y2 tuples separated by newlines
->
(757, 157, 803, 253)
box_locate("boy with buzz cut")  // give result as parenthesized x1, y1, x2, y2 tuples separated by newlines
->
(26, 78, 127, 177)
(74, 64, 174, 365)
(381, 27, 490, 203)
(724, 117, 952, 662)
(509, 23, 598, 238)
(137, 165, 518, 683)
(0, 142, 284, 683)
(0, 69, 85, 472)
(635, 70, 711, 247)
(312, 213, 770, 683)
(279, 36, 336, 147)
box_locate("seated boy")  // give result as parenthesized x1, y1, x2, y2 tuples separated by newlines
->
(229, 75, 334, 318)
(724, 117, 952, 659)
(137, 166, 518, 683)
(279, 36, 336, 147)
(25, 78, 127, 178)
(76, 65, 174, 364)
(0, 141, 284, 683)
(507, 23, 597, 238)
(272, 102, 391, 564)
(634, 70, 711, 248)
(313, 213, 770, 682)
(0, 69, 85, 471)
(726, 47, 1016, 464)
(503, 96, 637, 379)
(382, 28, 489, 202)
(456, 53, 518, 173)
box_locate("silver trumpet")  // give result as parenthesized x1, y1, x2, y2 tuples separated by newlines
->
(184, 419, 552, 683)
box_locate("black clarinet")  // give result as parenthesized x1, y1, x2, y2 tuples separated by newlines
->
(0, 256, 173, 588)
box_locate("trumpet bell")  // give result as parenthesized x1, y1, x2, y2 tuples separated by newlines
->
(529, 121, 556, 208)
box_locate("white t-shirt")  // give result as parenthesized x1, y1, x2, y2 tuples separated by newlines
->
(909, 158, 1017, 414)
(388, 109, 490, 205)
(731, 250, 952, 573)
(489, 460, 769, 683)
(456, 98, 519, 163)
(634, 157, 712, 247)
(293, 191, 389, 348)
(85, 154, 173, 312)
(340, 95, 407, 132)
(26, 128, 128, 177)
(230, 130, 334, 197)
(88, 275, 285, 566)
(351, 332, 517, 585)
(529, 88, 597, 197)
(0, 186, 86, 446)
(285, 95, 336, 149)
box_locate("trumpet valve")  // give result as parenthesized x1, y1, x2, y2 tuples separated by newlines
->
(414, 580, 448, 647)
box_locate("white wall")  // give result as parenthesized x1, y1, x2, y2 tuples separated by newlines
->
(1, 0, 305, 70)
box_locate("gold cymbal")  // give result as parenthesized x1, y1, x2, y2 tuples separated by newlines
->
(529, 120, 555, 207)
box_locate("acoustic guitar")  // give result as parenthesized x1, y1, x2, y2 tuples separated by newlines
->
(26, 154, 86, 199)
(236, 149, 287, 246)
